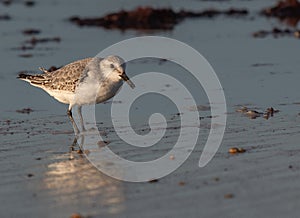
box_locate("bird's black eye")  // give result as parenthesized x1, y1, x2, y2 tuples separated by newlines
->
(110, 64, 114, 69)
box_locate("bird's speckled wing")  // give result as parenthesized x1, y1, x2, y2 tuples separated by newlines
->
(19, 58, 94, 92)
(45, 58, 93, 92)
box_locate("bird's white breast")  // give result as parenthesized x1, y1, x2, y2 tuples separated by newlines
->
(73, 76, 123, 106)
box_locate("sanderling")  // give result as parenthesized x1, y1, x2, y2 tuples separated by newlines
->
(18, 55, 135, 134)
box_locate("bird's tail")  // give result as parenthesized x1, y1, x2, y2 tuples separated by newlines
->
(17, 73, 48, 86)
(17, 73, 31, 81)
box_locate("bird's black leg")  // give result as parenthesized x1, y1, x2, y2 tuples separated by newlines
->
(77, 106, 86, 132)
(77, 133, 85, 154)
(70, 136, 78, 151)
(69, 136, 78, 160)
(67, 109, 80, 135)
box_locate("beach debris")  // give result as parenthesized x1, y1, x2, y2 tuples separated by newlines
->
(189, 105, 211, 111)
(0, 14, 11, 20)
(236, 106, 279, 119)
(263, 107, 277, 119)
(178, 181, 186, 186)
(148, 178, 159, 183)
(16, 108, 34, 114)
(261, 0, 300, 26)
(252, 27, 300, 38)
(213, 177, 220, 182)
(235, 106, 248, 113)
(17, 36, 60, 57)
(251, 63, 275, 67)
(229, 147, 246, 154)
(69, 7, 248, 31)
(70, 214, 84, 218)
(236, 106, 262, 119)
(25, 37, 61, 46)
(224, 193, 234, 199)
(24, 0, 35, 7)
(18, 53, 33, 58)
(1, 0, 12, 6)
(256, 0, 300, 37)
(27, 173, 34, 177)
(1, 0, 35, 7)
(245, 110, 261, 119)
(14, 45, 35, 51)
(22, 28, 41, 35)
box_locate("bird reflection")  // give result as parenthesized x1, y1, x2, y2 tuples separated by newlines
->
(43, 137, 125, 215)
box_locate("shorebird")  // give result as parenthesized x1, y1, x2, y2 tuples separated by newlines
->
(18, 55, 135, 134)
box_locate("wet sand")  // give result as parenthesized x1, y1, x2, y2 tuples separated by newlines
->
(1, 110, 300, 217)
(1, 0, 300, 217)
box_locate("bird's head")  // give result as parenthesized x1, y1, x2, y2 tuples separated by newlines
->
(100, 55, 135, 89)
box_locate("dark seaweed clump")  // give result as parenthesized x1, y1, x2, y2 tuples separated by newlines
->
(261, 0, 300, 26)
(0, 14, 11, 20)
(70, 7, 248, 31)
(253, 27, 300, 39)
(16, 108, 34, 114)
(262, 0, 300, 18)
(22, 28, 41, 35)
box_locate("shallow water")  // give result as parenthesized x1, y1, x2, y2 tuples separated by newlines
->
(1, 0, 300, 217)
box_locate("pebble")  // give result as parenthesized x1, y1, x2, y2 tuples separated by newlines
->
(224, 193, 234, 199)
(229, 147, 246, 154)
(178, 181, 186, 186)
(70, 214, 83, 218)
(148, 179, 159, 183)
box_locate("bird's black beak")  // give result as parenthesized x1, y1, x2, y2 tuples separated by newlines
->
(120, 72, 135, 89)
